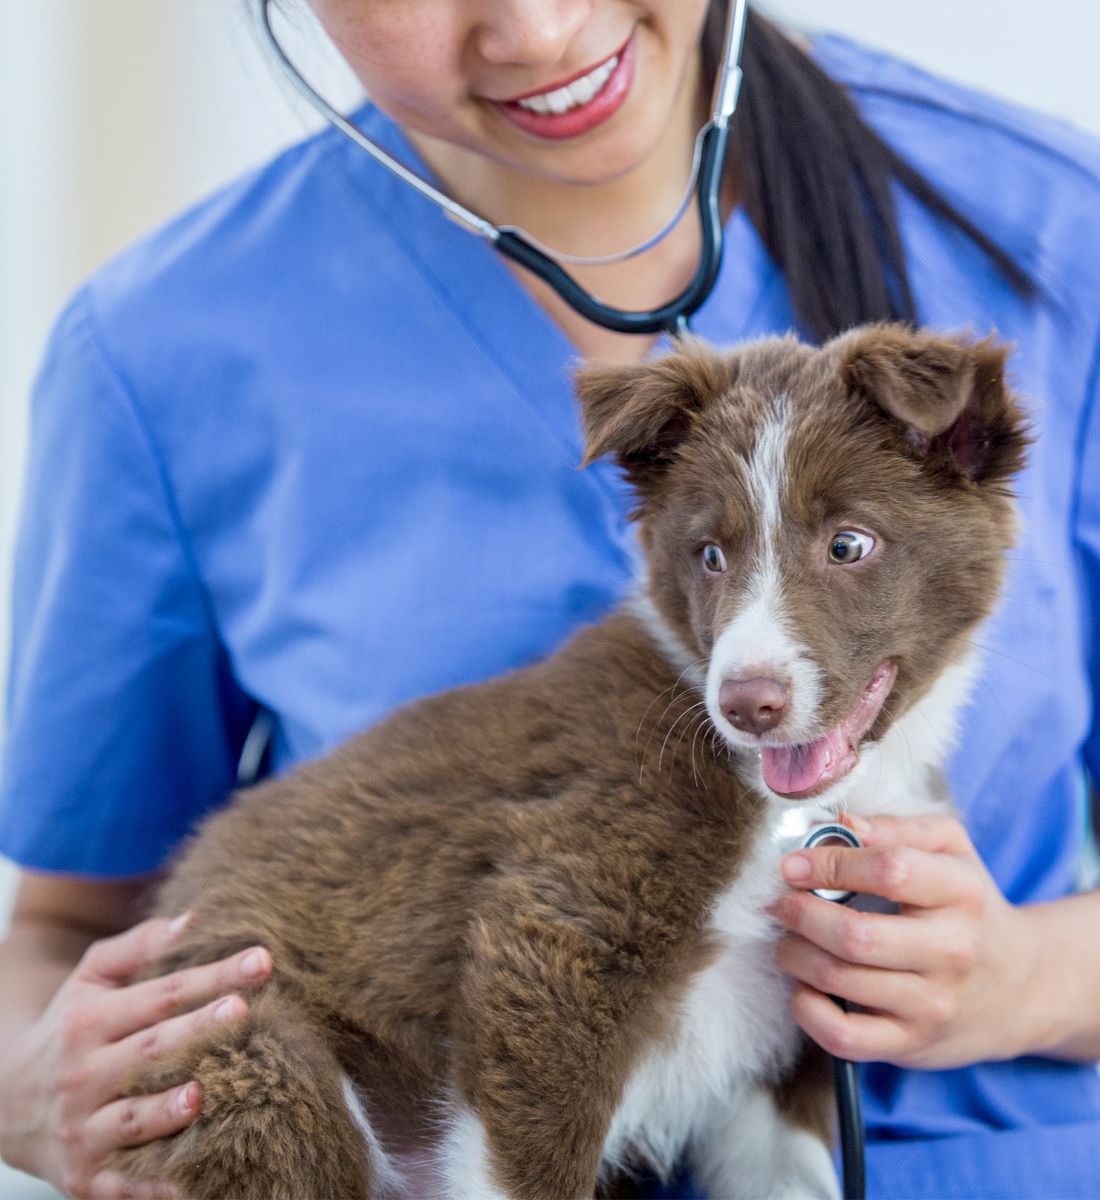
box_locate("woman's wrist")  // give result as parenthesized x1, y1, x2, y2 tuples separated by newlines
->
(1014, 892, 1100, 1062)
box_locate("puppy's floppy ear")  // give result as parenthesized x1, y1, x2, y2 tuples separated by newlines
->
(575, 339, 734, 491)
(838, 324, 1029, 487)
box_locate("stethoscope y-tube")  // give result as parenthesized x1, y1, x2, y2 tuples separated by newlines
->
(493, 119, 731, 336)
(251, 1, 866, 1193)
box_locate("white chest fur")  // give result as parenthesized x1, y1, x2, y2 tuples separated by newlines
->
(828, 649, 979, 821)
(600, 821, 797, 1179)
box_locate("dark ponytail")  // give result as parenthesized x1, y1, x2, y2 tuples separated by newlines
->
(703, 6, 1034, 341)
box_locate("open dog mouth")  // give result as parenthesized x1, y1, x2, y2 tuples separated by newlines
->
(759, 661, 897, 800)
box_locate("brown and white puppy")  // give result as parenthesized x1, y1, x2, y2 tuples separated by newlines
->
(115, 325, 1027, 1200)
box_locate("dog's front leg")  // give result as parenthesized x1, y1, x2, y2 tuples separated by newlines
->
(443, 901, 638, 1200)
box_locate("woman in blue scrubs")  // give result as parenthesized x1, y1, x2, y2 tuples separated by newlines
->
(1, 3, 1099, 1197)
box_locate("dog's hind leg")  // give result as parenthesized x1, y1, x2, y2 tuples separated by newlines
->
(109, 985, 376, 1200)
(690, 1088, 838, 1200)
(689, 1054, 839, 1200)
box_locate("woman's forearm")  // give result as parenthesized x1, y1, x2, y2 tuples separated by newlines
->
(1, 872, 150, 1052)
(1020, 889, 1100, 1061)
(0, 920, 95, 1048)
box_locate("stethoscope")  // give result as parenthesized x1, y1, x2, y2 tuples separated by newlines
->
(251, 1, 866, 1195)
(252, 0, 748, 337)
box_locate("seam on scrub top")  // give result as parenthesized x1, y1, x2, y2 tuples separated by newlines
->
(1067, 322, 1100, 785)
(1068, 324, 1100, 545)
(812, 35, 1100, 192)
(847, 83, 1100, 196)
(76, 285, 231, 657)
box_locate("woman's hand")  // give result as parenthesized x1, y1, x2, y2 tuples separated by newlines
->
(769, 812, 1043, 1070)
(0, 913, 272, 1199)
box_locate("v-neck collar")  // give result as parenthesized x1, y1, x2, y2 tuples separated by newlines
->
(333, 104, 782, 464)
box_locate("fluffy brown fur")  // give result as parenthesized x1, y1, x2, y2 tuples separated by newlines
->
(112, 326, 1028, 1200)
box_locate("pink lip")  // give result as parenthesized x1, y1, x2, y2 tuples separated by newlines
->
(492, 34, 636, 141)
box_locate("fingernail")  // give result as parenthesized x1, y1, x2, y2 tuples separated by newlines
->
(240, 948, 269, 979)
(213, 996, 241, 1022)
(179, 1081, 200, 1114)
(166, 911, 192, 938)
(781, 853, 812, 881)
(845, 813, 873, 834)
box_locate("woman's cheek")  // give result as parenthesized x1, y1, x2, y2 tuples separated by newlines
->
(307, 0, 469, 112)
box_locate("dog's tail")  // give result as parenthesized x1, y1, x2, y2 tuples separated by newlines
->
(111, 984, 378, 1200)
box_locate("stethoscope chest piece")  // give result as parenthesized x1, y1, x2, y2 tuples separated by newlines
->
(802, 822, 862, 904)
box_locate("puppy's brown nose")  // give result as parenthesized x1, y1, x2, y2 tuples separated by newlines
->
(719, 677, 789, 734)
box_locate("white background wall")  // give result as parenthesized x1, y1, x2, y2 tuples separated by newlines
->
(0, 3, 1097, 1195)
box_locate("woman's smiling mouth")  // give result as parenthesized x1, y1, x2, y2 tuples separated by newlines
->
(492, 34, 637, 140)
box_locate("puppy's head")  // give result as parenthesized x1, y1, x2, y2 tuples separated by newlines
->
(577, 325, 1028, 802)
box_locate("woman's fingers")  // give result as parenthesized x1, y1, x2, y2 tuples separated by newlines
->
(96, 946, 272, 1044)
(775, 932, 924, 1013)
(84, 1082, 202, 1159)
(82, 1170, 181, 1200)
(75, 915, 192, 987)
(88, 994, 248, 1109)
(769, 889, 955, 972)
(849, 812, 979, 860)
(789, 984, 910, 1063)
(780, 842, 985, 910)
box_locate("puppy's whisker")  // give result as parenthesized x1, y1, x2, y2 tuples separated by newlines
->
(638, 690, 696, 782)
(879, 697, 916, 791)
(963, 638, 1050, 680)
(997, 596, 1059, 616)
(684, 711, 713, 789)
(965, 672, 1010, 723)
(638, 688, 697, 782)
(637, 686, 692, 782)
(688, 712, 716, 789)
(634, 664, 704, 748)
(1002, 555, 1067, 568)
(657, 701, 709, 776)
(635, 666, 706, 779)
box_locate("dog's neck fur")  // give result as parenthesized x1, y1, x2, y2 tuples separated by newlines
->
(628, 586, 976, 822)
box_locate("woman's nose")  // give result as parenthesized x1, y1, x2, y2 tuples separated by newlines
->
(473, 0, 594, 68)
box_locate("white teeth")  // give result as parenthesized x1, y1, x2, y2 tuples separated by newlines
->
(569, 75, 597, 105)
(515, 54, 619, 115)
(546, 87, 571, 115)
(519, 92, 553, 115)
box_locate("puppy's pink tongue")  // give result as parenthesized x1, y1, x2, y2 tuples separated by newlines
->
(758, 662, 897, 798)
(761, 730, 849, 796)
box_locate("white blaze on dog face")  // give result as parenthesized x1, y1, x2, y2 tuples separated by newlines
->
(577, 329, 1028, 803)
(701, 397, 825, 755)
(694, 392, 902, 800)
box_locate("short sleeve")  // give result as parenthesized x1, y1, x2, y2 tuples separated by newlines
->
(1077, 333, 1100, 792)
(0, 289, 256, 877)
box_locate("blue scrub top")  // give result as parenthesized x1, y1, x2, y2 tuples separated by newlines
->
(3, 34, 1100, 1200)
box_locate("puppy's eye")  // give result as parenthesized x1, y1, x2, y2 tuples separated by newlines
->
(701, 544, 727, 574)
(828, 531, 875, 565)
